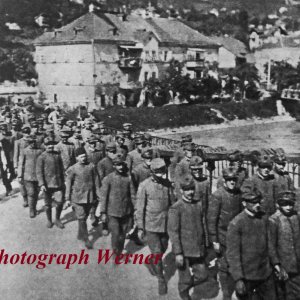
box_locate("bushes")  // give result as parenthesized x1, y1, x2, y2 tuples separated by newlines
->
(81, 99, 278, 131)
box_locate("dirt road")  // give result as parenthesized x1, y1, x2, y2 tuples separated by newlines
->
(0, 183, 223, 300)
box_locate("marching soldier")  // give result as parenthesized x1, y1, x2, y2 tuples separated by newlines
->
(36, 137, 65, 229)
(174, 143, 195, 193)
(217, 150, 248, 189)
(85, 135, 104, 165)
(97, 142, 117, 235)
(168, 175, 208, 300)
(136, 158, 175, 295)
(128, 136, 146, 170)
(169, 135, 193, 180)
(268, 191, 300, 300)
(14, 125, 31, 206)
(99, 154, 135, 255)
(97, 142, 116, 182)
(122, 123, 135, 152)
(132, 148, 153, 192)
(56, 129, 76, 173)
(273, 152, 295, 201)
(65, 147, 101, 249)
(18, 135, 43, 218)
(69, 127, 84, 150)
(81, 119, 93, 143)
(207, 167, 243, 300)
(241, 155, 276, 216)
(226, 190, 276, 299)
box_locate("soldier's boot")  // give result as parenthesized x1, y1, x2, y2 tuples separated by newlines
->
(28, 196, 36, 218)
(45, 206, 53, 228)
(102, 221, 109, 236)
(158, 277, 168, 295)
(54, 204, 64, 229)
(219, 271, 235, 300)
(157, 261, 168, 295)
(89, 206, 98, 227)
(179, 291, 192, 300)
(78, 220, 92, 249)
(23, 196, 29, 208)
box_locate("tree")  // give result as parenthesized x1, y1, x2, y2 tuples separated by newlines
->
(265, 60, 300, 92)
(231, 63, 259, 98)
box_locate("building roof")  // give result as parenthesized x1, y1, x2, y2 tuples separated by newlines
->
(210, 36, 248, 57)
(34, 12, 219, 48)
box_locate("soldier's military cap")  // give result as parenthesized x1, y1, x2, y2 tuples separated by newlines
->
(141, 148, 153, 159)
(189, 156, 204, 168)
(113, 153, 125, 165)
(150, 158, 166, 171)
(12, 119, 21, 125)
(66, 120, 75, 126)
(181, 135, 193, 143)
(46, 127, 55, 134)
(115, 131, 125, 140)
(106, 142, 117, 151)
(75, 147, 86, 157)
(179, 175, 195, 190)
(273, 153, 287, 164)
(28, 114, 36, 121)
(123, 123, 132, 128)
(60, 128, 73, 137)
(135, 136, 145, 145)
(30, 121, 38, 128)
(87, 135, 98, 144)
(242, 189, 262, 203)
(277, 190, 296, 206)
(44, 137, 58, 145)
(56, 118, 65, 125)
(228, 150, 243, 162)
(183, 142, 195, 151)
(25, 134, 37, 143)
(258, 155, 273, 169)
(222, 167, 238, 180)
(143, 133, 152, 141)
(21, 125, 31, 133)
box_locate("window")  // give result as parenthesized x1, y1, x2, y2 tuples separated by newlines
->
(152, 51, 156, 59)
(164, 51, 168, 61)
(196, 52, 201, 61)
(144, 72, 149, 81)
(152, 72, 156, 79)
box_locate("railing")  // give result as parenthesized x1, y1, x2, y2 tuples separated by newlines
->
(281, 89, 300, 101)
(102, 127, 300, 189)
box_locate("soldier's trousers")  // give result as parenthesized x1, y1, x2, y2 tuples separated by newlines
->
(218, 247, 235, 300)
(276, 273, 300, 300)
(19, 183, 27, 200)
(44, 188, 64, 207)
(178, 256, 208, 299)
(0, 165, 12, 193)
(72, 203, 92, 241)
(237, 274, 277, 300)
(24, 181, 39, 211)
(146, 231, 169, 279)
(108, 215, 133, 255)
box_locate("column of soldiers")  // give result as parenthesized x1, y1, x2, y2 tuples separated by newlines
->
(0, 104, 299, 300)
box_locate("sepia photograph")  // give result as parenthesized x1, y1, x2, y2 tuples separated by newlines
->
(0, 0, 299, 299)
